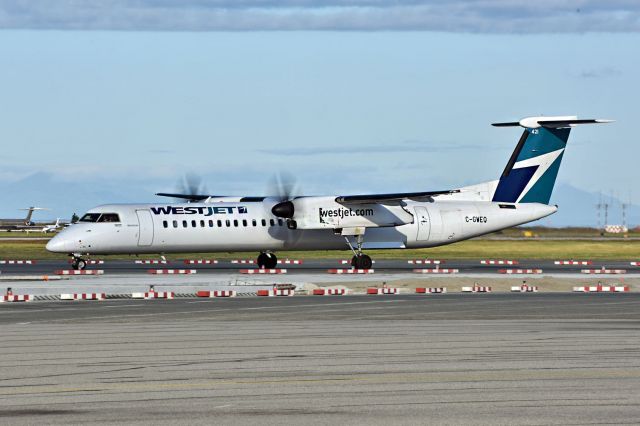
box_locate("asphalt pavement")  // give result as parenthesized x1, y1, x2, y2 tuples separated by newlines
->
(1, 294, 639, 425)
(0, 258, 638, 276)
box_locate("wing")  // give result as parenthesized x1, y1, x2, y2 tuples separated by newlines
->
(335, 189, 459, 205)
(155, 193, 213, 202)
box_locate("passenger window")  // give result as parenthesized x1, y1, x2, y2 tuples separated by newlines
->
(163, 220, 168, 228)
(226, 220, 230, 227)
(217, 220, 222, 227)
(209, 220, 214, 227)
(270, 219, 275, 226)
(242, 219, 247, 227)
(191, 220, 196, 228)
(252, 219, 257, 227)
(173, 220, 178, 228)
(261, 219, 266, 226)
(200, 220, 205, 227)
(182, 220, 187, 228)
(277, 219, 283, 226)
(233, 220, 238, 227)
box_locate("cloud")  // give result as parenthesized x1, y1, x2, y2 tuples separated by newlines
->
(259, 140, 492, 156)
(0, 1, 639, 32)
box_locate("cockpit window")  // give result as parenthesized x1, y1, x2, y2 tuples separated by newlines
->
(79, 213, 101, 223)
(98, 213, 121, 223)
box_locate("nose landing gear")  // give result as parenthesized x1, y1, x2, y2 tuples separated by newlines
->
(71, 256, 87, 270)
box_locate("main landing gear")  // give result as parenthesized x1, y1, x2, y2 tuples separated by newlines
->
(346, 233, 373, 269)
(257, 252, 278, 269)
(71, 255, 87, 270)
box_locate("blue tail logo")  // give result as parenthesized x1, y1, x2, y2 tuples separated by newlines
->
(492, 127, 568, 204)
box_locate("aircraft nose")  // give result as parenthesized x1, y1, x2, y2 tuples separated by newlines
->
(46, 234, 68, 253)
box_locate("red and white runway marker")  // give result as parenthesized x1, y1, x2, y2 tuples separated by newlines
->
(415, 287, 446, 294)
(132, 291, 174, 299)
(147, 269, 197, 275)
(134, 260, 168, 264)
(339, 260, 375, 264)
(480, 260, 518, 265)
(328, 269, 374, 274)
(367, 287, 399, 295)
(184, 259, 218, 265)
(581, 269, 626, 275)
(196, 290, 236, 298)
(231, 259, 255, 264)
(630, 262, 639, 266)
(1, 294, 32, 302)
(277, 259, 303, 265)
(498, 269, 543, 274)
(240, 269, 287, 274)
(313, 288, 349, 296)
(413, 268, 458, 274)
(55, 270, 104, 275)
(61, 293, 106, 301)
(461, 286, 492, 293)
(257, 289, 295, 296)
(407, 259, 443, 265)
(0, 260, 36, 265)
(511, 285, 539, 292)
(554, 260, 592, 266)
(573, 285, 630, 293)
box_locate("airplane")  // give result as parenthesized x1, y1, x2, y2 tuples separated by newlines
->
(0, 207, 50, 231)
(46, 115, 612, 270)
(42, 218, 62, 233)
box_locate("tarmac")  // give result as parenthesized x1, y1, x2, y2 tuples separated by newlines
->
(1, 294, 640, 424)
(0, 258, 637, 276)
(0, 258, 637, 297)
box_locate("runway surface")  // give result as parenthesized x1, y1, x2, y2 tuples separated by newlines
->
(1, 294, 639, 424)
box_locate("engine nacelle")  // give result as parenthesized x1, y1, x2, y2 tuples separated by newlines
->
(277, 197, 413, 230)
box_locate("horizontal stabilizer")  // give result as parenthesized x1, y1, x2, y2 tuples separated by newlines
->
(492, 116, 613, 129)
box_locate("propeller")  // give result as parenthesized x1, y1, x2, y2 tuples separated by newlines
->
(156, 173, 210, 202)
(266, 173, 306, 248)
(180, 173, 207, 199)
(270, 172, 298, 219)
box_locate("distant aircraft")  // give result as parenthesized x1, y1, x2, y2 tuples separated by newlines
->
(42, 218, 62, 233)
(46, 116, 612, 270)
(0, 207, 51, 231)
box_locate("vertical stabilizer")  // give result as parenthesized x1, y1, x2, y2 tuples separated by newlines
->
(491, 116, 612, 204)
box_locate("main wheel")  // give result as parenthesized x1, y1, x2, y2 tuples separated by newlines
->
(257, 252, 269, 269)
(265, 253, 278, 269)
(351, 254, 372, 269)
(257, 252, 278, 269)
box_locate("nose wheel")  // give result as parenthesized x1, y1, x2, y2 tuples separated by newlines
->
(257, 252, 277, 269)
(71, 257, 87, 270)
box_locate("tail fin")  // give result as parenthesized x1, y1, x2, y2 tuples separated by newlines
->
(491, 116, 612, 204)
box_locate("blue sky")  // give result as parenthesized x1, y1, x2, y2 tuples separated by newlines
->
(0, 1, 638, 226)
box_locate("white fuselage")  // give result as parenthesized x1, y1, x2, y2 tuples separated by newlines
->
(46, 198, 556, 255)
